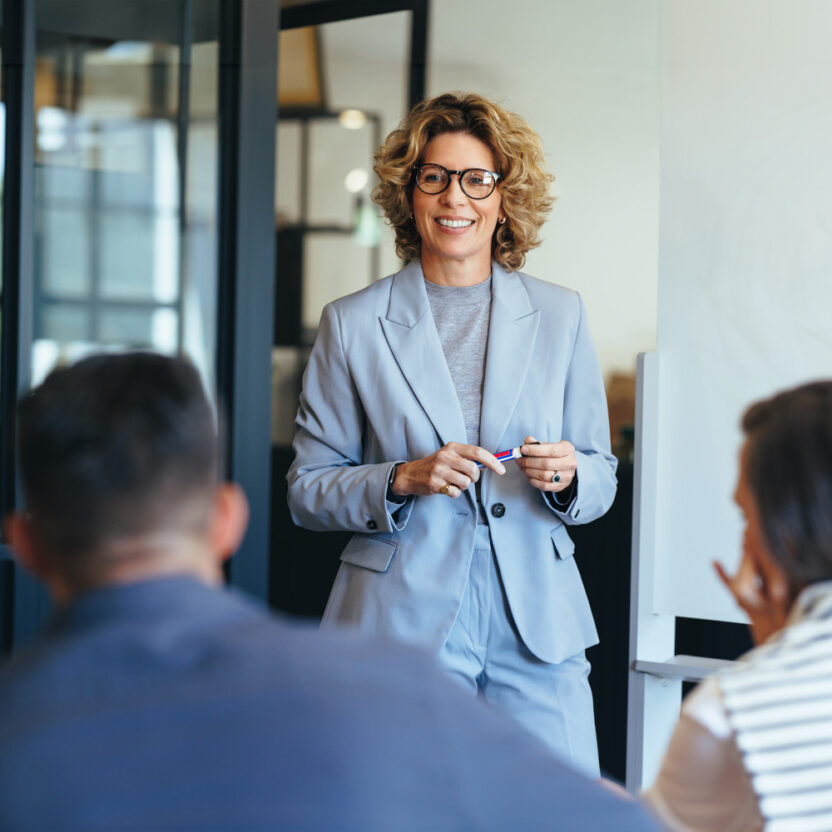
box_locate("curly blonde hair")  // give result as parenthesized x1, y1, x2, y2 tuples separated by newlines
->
(372, 92, 555, 272)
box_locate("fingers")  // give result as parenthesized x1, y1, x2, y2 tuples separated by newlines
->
(436, 443, 479, 482)
(442, 469, 474, 493)
(520, 436, 575, 459)
(713, 560, 750, 610)
(518, 457, 576, 475)
(713, 560, 733, 593)
(734, 553, 769, 609)
(550, 441, 576, 459)
(438, 483, 461, 498)
(432, 443, 503, 498)
(516, 436, 576, 492)
(523, 471, 574, 493)
(521, 436, 544, 456)
(444, 442, 505, 477)
(458, 443, 507, 476)
(714, 553, 776, 616)
(430, 468, 469, 498)
(713, 557, 791, 645)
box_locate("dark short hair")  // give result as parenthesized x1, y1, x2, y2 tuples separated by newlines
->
(17, 352, 218, 578)
(742, 380, 832, 589)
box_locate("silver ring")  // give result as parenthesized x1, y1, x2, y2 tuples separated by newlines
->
(552, 471, 561, 484)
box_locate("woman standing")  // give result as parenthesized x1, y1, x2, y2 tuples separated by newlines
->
(288, 93, 617, 777)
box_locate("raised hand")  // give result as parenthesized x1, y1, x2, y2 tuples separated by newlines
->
(713, 551, 792, 645)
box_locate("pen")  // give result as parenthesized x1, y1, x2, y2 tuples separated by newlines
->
(476, 446, 524, 468)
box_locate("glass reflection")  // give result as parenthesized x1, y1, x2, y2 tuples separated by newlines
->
(271, 12, 411, 616)
(32, 2, 219, 389)
(0, 29, 9, 647)
(0, 34, 4, 333)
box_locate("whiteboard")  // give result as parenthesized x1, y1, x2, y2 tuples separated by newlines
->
(652, 0, 832, 622)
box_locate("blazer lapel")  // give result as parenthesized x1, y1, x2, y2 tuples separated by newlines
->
(380, 260, 468, 448)
(479, 262, 539, 453)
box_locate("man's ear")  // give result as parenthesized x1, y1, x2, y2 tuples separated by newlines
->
(210, 483, 249, 564)
(4, 513, 46, 578)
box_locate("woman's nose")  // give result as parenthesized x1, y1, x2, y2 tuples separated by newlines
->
(439, 175, 467, 204)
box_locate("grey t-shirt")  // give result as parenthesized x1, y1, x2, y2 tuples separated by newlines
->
(425, 277, 492, 447)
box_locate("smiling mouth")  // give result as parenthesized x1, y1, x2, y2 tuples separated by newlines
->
(436, 218, 474, 229)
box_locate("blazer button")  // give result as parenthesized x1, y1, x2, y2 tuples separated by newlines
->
(366, 519, 378, 530)
(490, 503, 506, 518)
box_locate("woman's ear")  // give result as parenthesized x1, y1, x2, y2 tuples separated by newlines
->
(210, 483, 249, 565)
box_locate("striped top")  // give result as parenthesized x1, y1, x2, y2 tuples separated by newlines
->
(719, 582, 832, 832)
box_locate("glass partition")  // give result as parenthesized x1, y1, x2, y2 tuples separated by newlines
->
(32, 0, 219, 389)
(271, 11, 412, 616)
(5, 0, 281, 650)
(0, 21, 9, 652)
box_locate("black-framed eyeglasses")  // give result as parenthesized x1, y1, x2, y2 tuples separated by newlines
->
(413, 163, 501, 199)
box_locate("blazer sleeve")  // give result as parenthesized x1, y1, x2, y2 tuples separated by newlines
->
(544, 292, 618, 526)
(287, 302, 414, 534)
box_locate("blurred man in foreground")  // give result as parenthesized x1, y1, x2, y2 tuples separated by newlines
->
(0, 352, 658, 831)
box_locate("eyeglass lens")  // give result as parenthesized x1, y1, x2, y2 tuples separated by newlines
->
(415, 164, 498, 199)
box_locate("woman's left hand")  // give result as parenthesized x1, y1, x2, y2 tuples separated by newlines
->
(517, 435, 577, 493)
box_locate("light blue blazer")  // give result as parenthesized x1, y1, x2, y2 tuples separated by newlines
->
(288, 260, 617, 664)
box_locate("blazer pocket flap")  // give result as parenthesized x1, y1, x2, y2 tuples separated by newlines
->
(550, 525, 575, 560)
(340, 535, 397, 573)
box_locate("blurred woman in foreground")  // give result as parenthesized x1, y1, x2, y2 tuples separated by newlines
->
(645, 380, 832, 831)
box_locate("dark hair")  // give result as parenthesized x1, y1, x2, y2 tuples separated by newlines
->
(742, 380, 832, 590)
(17, 352, 218, 579)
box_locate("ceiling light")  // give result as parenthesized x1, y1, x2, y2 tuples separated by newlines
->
(339, 109, 367, 130)
(344, 168, 369, 194)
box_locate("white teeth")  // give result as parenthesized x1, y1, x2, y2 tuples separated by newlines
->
(437, 218, 474, 228)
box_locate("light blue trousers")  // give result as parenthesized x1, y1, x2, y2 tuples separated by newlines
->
(439, 523, 600, 779)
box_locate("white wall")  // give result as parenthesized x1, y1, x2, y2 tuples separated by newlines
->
(428, 0, 661, 377)
(652, 0, 832, 621)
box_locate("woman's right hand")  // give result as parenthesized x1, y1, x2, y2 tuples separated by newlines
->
(392, 443, 505, 499)
(713, 552, 792, 645)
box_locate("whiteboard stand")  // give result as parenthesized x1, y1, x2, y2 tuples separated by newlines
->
(626, 351, 678, 791)
(625, 351, 736, 791)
